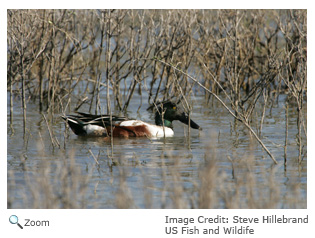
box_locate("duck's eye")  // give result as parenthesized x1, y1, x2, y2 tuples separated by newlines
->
(173, 106, 176, 110)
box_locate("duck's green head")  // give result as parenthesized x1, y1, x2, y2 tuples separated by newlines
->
(154, 102, 201, 130)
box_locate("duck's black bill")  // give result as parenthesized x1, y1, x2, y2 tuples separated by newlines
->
(178, 113, 201, 130)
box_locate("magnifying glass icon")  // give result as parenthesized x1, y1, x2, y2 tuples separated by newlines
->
(9, 215, 23, 229)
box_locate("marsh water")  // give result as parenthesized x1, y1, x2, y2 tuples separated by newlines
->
(7, 91, 307, 209)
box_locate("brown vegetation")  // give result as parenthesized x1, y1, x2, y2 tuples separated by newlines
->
(7, 10, 307, 208)
(8, 9, 306, 163)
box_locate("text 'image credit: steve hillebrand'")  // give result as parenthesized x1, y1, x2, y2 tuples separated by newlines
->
(164, 215, 309, 235)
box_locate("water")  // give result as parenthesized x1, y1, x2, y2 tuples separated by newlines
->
(7, 93, 307, 209)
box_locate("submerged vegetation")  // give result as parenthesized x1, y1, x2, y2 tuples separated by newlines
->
(7, 9, 307, 208)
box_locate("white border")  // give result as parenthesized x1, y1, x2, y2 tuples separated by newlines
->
(2, 2, 313, 237)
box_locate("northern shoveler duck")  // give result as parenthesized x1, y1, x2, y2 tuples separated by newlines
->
(62, 102, 201, 138)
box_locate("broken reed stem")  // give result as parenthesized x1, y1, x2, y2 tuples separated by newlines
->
(10, 70, 14, 127)
(105, 10, 114, 158)
(20, 44, 27, 137)
(297, 104, 302, 164)
(42, 113, 60, 148)
(88, 149, 99, 165)
(284, 102, 289, 166)
(259, 90, 268, 137)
